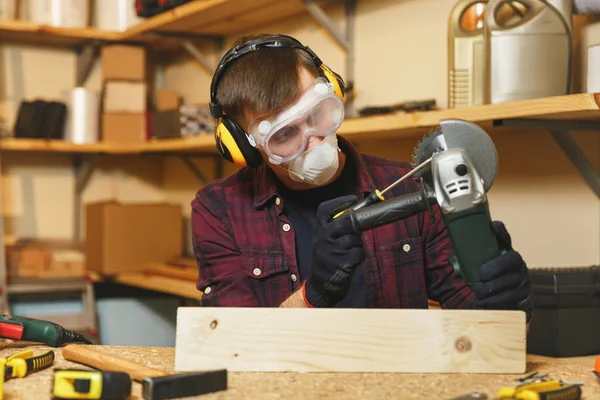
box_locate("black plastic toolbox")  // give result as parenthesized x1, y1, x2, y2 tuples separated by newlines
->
(526, 266, 600, 357)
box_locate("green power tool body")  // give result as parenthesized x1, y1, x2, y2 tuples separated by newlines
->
(0, 314, 92, 347)
(345, 118, 501, 287)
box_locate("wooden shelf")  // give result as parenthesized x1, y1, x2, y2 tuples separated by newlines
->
(0, 20, 119, 47)
(1, 93, 599, 155)
(338, 92, 600, 141)
(0, 135, 217, 154)
(119, 0, 314, 46)
(0, 0, 322, 50)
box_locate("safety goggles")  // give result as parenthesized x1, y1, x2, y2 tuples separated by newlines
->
(247, 77, 345, 164)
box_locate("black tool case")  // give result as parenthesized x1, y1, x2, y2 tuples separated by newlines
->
(526, 266, 600, 357)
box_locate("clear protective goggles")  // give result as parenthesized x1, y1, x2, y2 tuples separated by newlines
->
(247, 77, 345, 164)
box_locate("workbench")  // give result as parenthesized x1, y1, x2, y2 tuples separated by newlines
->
(1, 342, 598, 399)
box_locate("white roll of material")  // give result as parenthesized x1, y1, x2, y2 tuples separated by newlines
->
(27, 0, 89, 28)
(588, 45, 600, 93)
(63, 88, 100, 145)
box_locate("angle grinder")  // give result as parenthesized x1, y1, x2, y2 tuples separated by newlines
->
(344, 118, 501, 287)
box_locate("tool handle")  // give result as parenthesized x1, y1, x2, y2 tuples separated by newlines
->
(62, 344, 168, 382)
(349, 191, 433, 233)
(442, 202, 501, 287)
(26, 350, 55, 374)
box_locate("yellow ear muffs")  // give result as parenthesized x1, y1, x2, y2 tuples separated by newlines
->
(320, 65, 345, 101)
(215, 118, 263, 168)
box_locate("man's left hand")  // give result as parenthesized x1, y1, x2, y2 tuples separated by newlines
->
(472, 221, 533, 321)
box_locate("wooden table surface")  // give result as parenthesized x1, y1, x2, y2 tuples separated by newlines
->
(1, 342, 598, 400)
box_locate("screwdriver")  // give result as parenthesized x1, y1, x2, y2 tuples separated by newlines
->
(333, 156, 432, 219)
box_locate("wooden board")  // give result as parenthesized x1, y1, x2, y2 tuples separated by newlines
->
(175, 308, 527, 373)
(115, 272, 202, 300)
(0, 20, 118, 47)
(119, 0, 312, 42)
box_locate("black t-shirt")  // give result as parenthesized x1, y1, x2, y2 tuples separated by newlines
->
(275, 157, 368, 308)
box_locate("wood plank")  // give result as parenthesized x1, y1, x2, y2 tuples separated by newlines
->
(338, 93, 600, 140)
(0, 20, 118, 47)
(119, 0, 321, 43)
(115, 272, 202, 300)
(205, 0, 310, 36)
(118, 0, 233, 41)
(143, 262, 198, 281)
(174, 308, 527, 373)
(0, 138, 112, 153)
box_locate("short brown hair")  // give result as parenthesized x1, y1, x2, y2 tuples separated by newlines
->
(215, 34, 320, 126)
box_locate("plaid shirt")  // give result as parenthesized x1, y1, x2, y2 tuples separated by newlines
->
(191, 136, 475, 309)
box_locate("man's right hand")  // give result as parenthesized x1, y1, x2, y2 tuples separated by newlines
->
(303, 195, 366, 307)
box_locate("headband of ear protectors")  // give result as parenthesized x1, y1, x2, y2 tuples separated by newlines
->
(209, 34, 346, 168)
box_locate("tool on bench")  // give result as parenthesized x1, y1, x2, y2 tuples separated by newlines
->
(52, 369, 132, 400)
(497, 372, 583, 400)
(0, 349, 55, 400)
(0, 314, 91, 347)
(62, 344, 227, 400)
(336, 118, 501, 287)
(594, 355, 600, 382)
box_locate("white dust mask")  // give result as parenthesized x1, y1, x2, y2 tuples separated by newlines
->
(287, 133, 340, 185)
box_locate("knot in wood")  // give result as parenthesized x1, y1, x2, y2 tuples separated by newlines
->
(454, 336, 472, 353)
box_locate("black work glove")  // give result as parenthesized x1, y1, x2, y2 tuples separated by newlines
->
(472, 221, 534, 322)
(303, 195, 366, 308)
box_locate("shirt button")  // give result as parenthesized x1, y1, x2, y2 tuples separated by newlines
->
(291, 274, 297, 282)
(275, 197, 281, 206)
(253, 268, 261, 276)
(403, 244, 411, 252)
(204, 286, 212, 294)
(282, 223, 291, 232)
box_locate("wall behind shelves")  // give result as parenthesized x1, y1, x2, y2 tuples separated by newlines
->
(162, 0, 600, 267)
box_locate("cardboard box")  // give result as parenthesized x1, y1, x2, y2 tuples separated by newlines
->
(102, 112, 147, 144)
(6, 242, 86, 279)
(156, 90, 181, 111)
(104, 81, 147, 113)
(102, 44, 146, 81)
(85, 201, 183, 275)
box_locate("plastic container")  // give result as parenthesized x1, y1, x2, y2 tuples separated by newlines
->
(526, 266, 600, 357)
(27, 0, 89, 28)
(0, 0, 16, 20)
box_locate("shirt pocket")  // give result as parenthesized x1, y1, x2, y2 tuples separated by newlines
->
(241, 248, 290, 306)
(378, 236, 427, 308)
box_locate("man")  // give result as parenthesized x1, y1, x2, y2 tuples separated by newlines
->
(191, 33, 533, 317)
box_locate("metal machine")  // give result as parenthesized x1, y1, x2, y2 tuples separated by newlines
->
(448, 0, 488, 108)
(342, 119, 501, 286)
(483, 0, 572, 104)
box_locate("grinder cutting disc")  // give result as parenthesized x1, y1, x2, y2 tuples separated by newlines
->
(411, 118, 498, 193)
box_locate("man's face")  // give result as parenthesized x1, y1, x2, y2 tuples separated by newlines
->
(245, 68, 341, 166)
(242, 67, 346, 189)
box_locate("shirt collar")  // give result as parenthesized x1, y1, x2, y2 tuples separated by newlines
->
(253, 135, 376, 209)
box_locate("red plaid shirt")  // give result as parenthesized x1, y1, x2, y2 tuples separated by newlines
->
(191, 136, 475, 309)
